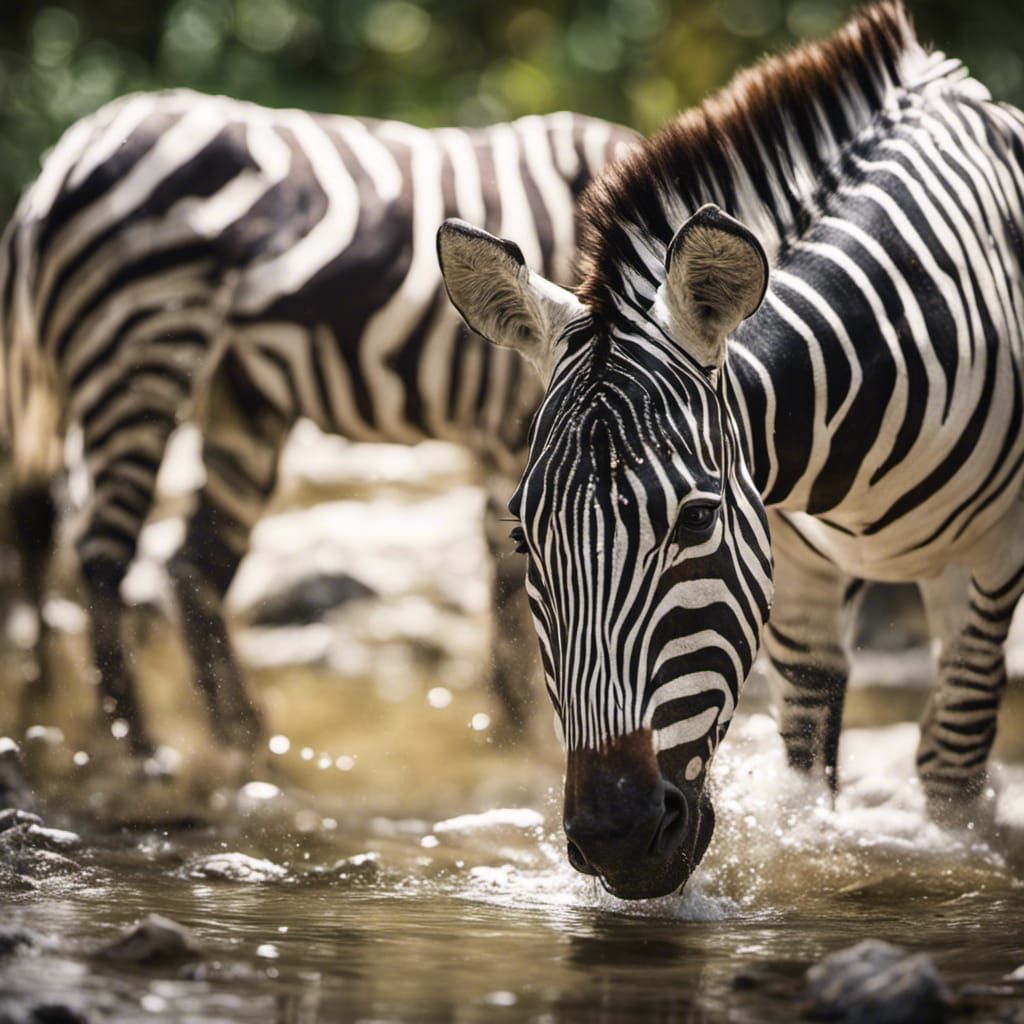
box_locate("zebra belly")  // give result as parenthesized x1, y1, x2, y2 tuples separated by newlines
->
(783, 479, 1024, 582)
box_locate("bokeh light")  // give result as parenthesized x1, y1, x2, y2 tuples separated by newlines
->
(0, 0, 1021, 220)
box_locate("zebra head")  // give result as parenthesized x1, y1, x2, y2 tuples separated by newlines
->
(438, 204, 773, 900)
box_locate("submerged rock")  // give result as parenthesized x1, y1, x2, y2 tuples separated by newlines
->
(186, 852, 288, 882)
(802, 940, 951, 1023)
(95, 913, 200, 966)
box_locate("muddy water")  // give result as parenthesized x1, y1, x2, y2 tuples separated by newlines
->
(1, 430, 1023, 1022)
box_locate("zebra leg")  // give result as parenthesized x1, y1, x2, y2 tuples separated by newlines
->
(916, 551, 1024, 812)
(763, 513, 850, 792)
(167, 348, 287, 750)
(77, 404, 183, 756)
(12, 482, 59, 730)
(483, 474, 538, 733)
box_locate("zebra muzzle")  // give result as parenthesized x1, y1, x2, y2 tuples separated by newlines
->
(563, 730, 713, 900)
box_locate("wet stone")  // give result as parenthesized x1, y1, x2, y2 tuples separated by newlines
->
(0, 927, 35, 958)
(94, 913, 200, 966)
(801, 940, 952, 1023)
(249, 572, 376, 627)
(327, 852, 382, 885)
(0, 810, 43, 834)
(27, 1006, 88, 1024)
(186, 852, 288, 882)
(0, 737, 32, 811)
(0, 1006, 88, 1024)
(0, 824, 80, 879)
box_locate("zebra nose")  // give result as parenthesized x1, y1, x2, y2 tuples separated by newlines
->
(564, 777, 690, 874)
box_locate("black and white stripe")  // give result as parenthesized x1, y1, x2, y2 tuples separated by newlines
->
(0, 88, 637, 751)
(439, 0, 1024, 895)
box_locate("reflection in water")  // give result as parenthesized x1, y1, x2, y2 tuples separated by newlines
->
(1, 434, 1023, 1021)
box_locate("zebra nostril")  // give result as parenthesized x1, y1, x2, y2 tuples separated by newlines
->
(648, 781, 689, 860)
(566, 839, 598, 875)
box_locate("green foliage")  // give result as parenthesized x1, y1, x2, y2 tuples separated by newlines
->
(1, 0, 1022, 220)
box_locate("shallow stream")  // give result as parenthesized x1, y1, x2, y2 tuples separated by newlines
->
(1, 431, 1022, 1022)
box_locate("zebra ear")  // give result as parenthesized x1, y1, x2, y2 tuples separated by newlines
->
(437, 219, 582, 380)
(658, 204, 768, 368)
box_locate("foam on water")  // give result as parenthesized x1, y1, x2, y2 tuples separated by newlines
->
(417, 714, 1021, 923)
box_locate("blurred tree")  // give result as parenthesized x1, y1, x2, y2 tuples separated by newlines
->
(0, 0, 1022, 220)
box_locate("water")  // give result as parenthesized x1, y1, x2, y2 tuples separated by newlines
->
(2, 432, 1023, 1021)
(3, 691, 1023, 1022)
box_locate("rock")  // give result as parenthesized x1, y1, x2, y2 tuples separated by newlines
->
(94, 913, 200, 966)
(801, 940, 952, 1023)
(0, 738, 33, 811)
(0, 810, 43, 833)
(28, 1007, 88, 1024)
(0, 1006, 87, 1024)
(329, 852, 381, 885)
(0, 824, 79, 879)
(0, 927, 34, 957)
(186, 852, 288, 882)
(23, 825, 79, 851)
(248, 572, 376, 627)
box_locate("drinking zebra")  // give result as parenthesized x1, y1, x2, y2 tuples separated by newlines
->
(0, 89, 637, 754)
(439, 1, 1024, 899)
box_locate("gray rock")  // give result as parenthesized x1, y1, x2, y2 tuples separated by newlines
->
(28, 1007, 88, 1024)
(0, 927, 34, 957)
(94, 913, 200, 966)
(186, 852, 288, 882)
(0, 824, 79, 879)
(802, 940, 951, 1023)
(249, 572, 376, 627)
(0, 810, 43, 834)
(0, 739, 32, 812)
(0, 1006, 88, 1024)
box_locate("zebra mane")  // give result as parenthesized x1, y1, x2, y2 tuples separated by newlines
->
(576, 1, 977, 324)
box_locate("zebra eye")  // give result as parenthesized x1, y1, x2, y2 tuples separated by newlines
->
(676, 502, 719, 536)
(509, 525, 529, 554)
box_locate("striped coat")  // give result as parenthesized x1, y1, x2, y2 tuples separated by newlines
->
(0, 89, 637, 751)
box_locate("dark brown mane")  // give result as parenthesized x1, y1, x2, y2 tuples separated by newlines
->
(576, 1, 931, 322)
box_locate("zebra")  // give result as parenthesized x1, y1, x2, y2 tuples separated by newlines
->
(0, 88, 638, 755)
(438, 1, 1024, 900)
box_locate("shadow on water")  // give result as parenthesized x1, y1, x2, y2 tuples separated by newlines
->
(1, 434, 1023, 1022)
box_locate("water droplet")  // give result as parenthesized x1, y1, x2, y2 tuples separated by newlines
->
(72, 750, 89, 766)
(256, 944, 280, 959)
(300, 747, 314, 761)
(471, 712, 491, 732)
(420, 835, 439, 849)
(427, 687, 452, 709)
(268, 734, 290, 755)
(240, 781, 281, 802)
(484, 991, 518, 1007)
(335, 755, 355, 772)
(110, 719, 129, 740)
(317, 754, 332, 770)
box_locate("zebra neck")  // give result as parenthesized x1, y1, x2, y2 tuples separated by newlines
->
(725, 310, 845, 514)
